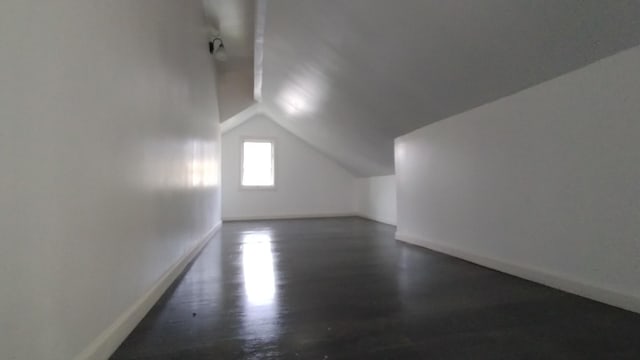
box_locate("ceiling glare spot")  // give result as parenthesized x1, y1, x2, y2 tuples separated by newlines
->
(275, 66, 328, 116)
(280, 93, 310, 115)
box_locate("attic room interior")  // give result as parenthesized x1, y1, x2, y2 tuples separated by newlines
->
(2, 0, 640, 359)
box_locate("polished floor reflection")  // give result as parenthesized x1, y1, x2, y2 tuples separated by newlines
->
(111, 218, 640, 359)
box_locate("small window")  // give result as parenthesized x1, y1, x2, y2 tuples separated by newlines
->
(241, 139, 275, 188)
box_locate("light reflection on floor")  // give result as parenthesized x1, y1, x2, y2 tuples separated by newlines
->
(241, 231, 278, 339)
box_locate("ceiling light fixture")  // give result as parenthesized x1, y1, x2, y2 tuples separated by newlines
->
(209, 37, 227, 61)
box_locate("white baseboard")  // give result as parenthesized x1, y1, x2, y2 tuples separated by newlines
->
(223, 213, 357, 222)
(73, 222, 222, 360)
(396, 232, 640, 314)
(355, 213, 396, 226)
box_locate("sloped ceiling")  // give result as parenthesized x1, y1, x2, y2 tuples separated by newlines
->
(245, 0, 640, 177)
(203, 0, 257, 121)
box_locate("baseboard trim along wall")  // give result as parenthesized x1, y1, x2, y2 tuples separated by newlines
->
(222, 213, 357, 222)
(73, 223, 222, 360)
(356, 214, 396, 226)
(395, 232, 640, 315)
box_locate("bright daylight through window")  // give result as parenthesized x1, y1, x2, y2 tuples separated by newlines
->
(241, 140, 275, 187)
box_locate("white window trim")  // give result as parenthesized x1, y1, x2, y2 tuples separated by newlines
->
(240, 137, 277, 190)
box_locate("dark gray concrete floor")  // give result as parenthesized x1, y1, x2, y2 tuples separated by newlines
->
(111, 217, 640, 359)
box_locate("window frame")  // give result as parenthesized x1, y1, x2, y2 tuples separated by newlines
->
(240, 137, 277, 190)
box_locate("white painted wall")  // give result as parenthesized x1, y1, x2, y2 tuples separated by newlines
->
(396, 45, 640, 313)
(222, 115, 356, 220)
(0, 1, 221, 359)
(356, 176, 396, 225)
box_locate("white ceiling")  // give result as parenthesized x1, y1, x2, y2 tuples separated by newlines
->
(203, 0, 257, 121)
(214, 1, 640, 177)
(202, 0, 255, 60)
